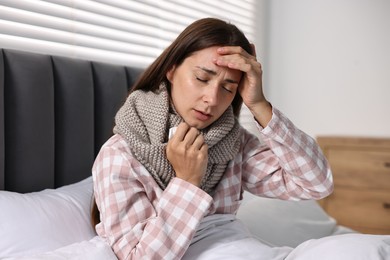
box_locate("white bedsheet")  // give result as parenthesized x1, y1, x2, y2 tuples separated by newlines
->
(183, 214, 390, 260)
(2, 236, 117, 260)
(5, 216, 390, 260)
(183, 214, 292, 260)
(287, 233, 390, 260)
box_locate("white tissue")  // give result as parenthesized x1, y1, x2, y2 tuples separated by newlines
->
(169, 127, 177, 139)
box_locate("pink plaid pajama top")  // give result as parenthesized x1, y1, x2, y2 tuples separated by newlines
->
(92, 107, 333, 260)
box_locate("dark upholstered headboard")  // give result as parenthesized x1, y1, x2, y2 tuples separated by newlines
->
(0, 49, 143, 193)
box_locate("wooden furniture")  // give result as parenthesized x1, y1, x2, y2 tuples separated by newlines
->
(317, 136, 390, 235)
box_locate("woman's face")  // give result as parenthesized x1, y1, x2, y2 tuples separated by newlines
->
(166, 46, 242, 129)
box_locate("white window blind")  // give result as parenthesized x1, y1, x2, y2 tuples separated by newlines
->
(0, 0, 256, 68)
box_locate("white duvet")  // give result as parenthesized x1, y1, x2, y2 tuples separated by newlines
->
(6, 215, 390, 260)
(2, 236, 117, 260)
(183, 215, 390, 260)
(2, 179, 389, 259)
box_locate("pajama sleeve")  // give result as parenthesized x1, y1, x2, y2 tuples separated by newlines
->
(241, 107, 334, 200)
(92, 137, 213, 260)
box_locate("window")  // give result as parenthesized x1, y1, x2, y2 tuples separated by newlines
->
(0, 0, 256, 67)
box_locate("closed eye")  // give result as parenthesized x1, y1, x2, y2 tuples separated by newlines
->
(196, 77, 208, 83)
(222, 86, 233, 93)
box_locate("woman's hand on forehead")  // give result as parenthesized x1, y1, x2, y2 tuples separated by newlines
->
(213, 45, 263, 104)
(213, 45, 272, 127)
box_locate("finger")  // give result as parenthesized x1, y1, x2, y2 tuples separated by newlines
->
(250, 43, 257, 57)
(172, 122, 190, 141)
(217, 46, 254, 60)
(191, 134, 205, 150)
(183, 127, 200, 145)
(214, 54, 257, 73)
(200, 142, 208, 156)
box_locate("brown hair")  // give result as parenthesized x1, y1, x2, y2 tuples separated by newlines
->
(132, 17, 252, 116)
(91, 201, 100, 228)
(91, 18, 252, 228)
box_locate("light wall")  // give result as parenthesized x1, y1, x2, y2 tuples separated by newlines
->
(254, 0, 390, 138)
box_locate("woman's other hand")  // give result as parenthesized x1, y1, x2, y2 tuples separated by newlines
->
(166, 122, 208, 187)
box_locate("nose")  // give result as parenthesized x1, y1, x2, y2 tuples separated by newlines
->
(203, 84, 219, 107)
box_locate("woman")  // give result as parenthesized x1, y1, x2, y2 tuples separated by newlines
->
(92, 18, 333, 259)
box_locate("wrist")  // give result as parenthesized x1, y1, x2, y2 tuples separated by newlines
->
(248, 101, 272, 128)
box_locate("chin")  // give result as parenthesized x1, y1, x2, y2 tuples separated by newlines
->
(186, 120, 210, 130)
(197, 122, 214, 130)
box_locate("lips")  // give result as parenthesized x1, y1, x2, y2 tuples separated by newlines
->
(194, 109, 211, 121)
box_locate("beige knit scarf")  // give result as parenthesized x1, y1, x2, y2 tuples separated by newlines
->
(113, 85, 241, 194)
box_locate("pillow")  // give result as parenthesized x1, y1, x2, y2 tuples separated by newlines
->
(287, 234, 390, 259)
(236, 192, 339, 247)
(0, 177, 97, 258)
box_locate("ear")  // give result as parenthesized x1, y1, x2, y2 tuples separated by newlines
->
(166, 65, 176, 82)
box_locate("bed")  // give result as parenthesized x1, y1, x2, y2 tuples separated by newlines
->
(1, 48, 389, 259)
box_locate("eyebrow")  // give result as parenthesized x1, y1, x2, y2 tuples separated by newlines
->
(195, 66, 239, 84)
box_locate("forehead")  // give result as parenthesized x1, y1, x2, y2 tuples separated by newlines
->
(183, 47, 242, 79)
(189, 46, 220, 61)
